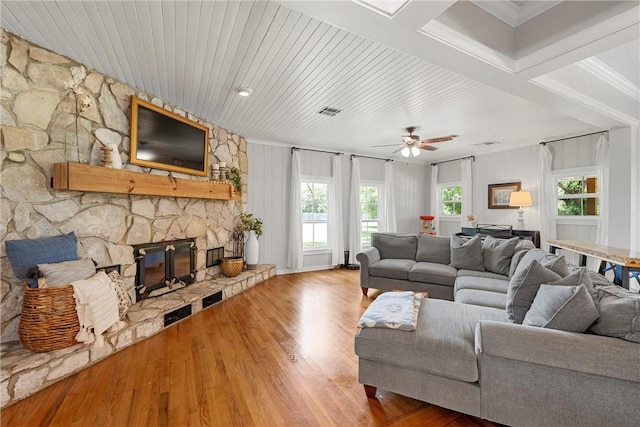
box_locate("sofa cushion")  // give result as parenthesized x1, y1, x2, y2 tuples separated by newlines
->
(455, 289, 507, 309)
(454, 276, 509, 294)
(506, 260, 562, 323)
(523, 284, 599, 333)
(408, 262, 457, 286)
(457, 269, 508, 281)
(482, 236, 518, 276)
(5, 232, 79, 287)
(450, 234, 484, 272)
(541, 255, 570, 277)
(370, 259, 416, 281)
(355, 298, 507, 383)
(372, 233, 418, 260)
(512, 249, 563, 278)
(589, 285, 640, 343)
(416, 235, 451, 264)
(550, 267, 594, 296)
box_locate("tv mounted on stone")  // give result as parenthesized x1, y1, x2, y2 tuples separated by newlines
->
(130, 96, 209, 176)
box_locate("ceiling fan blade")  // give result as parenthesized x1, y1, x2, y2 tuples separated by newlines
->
(391, 147, 404, 154)
(372, 143, 403, 148)
(419, 145, 438, 151)
(420, 135, 458, 144)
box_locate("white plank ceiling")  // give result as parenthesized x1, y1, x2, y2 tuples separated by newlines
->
(1, 0, 638, 162)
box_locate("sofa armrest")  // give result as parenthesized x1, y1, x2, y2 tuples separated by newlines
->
(475, 320, 640, 383)
(356, 247, 381, 289)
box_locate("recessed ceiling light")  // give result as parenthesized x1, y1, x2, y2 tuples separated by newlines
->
(473, 141, 501, 146)
(236, 87, 253, 97)
(317, 107, 342, 116)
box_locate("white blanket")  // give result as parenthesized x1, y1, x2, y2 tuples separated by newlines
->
(71, 271, 120, 347)
(358, 291, 423, 331)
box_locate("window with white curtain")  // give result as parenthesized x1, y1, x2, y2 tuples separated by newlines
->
(360, 181, 381, 248)
(554, 168, 599, 217)
(301, 179, 329, 249)
(438, 182, 462, 217)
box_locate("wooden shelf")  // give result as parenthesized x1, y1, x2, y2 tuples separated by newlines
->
(52, 162, 239, 200)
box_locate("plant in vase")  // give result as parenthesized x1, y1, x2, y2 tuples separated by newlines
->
(63, 70, 92, 163)
(227, 167, 243, 195)
(239, 213, 263, 268)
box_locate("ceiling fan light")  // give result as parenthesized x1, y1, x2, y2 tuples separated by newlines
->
(411, 146, 420, 157)
(401, 147, 411, 157)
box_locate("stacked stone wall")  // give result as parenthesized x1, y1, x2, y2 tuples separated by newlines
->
(0, 30, 248, 342)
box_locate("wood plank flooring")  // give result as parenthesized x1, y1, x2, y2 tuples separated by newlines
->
(1, 269, 495, 427)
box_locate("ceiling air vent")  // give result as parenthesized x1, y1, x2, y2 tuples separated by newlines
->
(473, 141, 500, 146)
(317, 107, 342, 117)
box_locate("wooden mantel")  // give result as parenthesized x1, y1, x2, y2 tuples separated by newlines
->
(52, 162, 240, 200)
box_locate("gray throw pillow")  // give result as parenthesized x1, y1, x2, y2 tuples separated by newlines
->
(541, 255, 570, 277)
(482, 235, 518, 276)
(416, 234, 450, 264)
(550, 267, 595, 296)
(523, 284, 599, 333)
(449, 234, 484, 272)
(371, 233, 418, 260)
(512, 249, 564, 278)
(37, 258, 96, 287)
(589, 286, 640, 343)
(506, 260, 562, 323)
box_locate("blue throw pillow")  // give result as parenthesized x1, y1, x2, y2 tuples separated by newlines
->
(5, 232, 79, 287)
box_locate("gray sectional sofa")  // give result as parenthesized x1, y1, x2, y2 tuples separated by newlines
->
(355, 233, 640, 427)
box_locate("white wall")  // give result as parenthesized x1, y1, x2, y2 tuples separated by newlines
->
(428, 127, 635, 256)
(247, 142, 427, 273)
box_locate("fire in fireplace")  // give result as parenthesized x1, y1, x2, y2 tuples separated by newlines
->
(133, 239, 196, 301)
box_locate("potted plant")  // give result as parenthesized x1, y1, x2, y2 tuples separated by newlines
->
(239, 213, 262, 269)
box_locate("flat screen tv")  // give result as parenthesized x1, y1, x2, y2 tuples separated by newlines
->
(130, 96, 209, 176)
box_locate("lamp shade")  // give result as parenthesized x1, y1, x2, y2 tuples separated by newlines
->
(401, 147, 411, 157)
(509, 191, 532, 207)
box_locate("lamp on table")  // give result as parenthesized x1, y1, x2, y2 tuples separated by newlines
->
(509, 191, 532, 230)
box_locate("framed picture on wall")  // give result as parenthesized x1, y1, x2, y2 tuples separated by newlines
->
(488, 182, 521, 209)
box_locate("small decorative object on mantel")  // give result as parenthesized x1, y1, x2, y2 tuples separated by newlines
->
(211, 163, 220, 181)
(63, 68, 92, 163)
(100, 144, 123, 169)
(227, 167, 242, 195)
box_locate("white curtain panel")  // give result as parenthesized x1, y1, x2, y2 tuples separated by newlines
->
(430, 165, 440, 235)
(328, 154, 345, 266)
(595, 134, 610, 247)
(380, 160, 398, 232)
(348, 157, 362, 264)
(286, 149, 303, 270)
(538, 144, 556, 251)
(460, 158, 473, 228)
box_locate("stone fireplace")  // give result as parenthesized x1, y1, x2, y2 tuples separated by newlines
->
(0, 29, 248, 343)
(134, 238, 196, 301)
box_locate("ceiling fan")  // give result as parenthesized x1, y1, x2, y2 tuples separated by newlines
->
(373, 127, 458, 157)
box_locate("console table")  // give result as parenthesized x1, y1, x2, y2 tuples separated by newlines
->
(459, 226, 540, 248)
(547, 239, 640, 290)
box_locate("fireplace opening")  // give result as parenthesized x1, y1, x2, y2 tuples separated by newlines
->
(134, 238, 196, 301)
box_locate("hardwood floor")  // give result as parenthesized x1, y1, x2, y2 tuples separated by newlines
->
(1, 269, 495, 427)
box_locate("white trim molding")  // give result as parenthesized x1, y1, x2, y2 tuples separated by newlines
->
(419, 20, 515, 74)
(577, 57, 640, 102)
(531, 75, 640, 127)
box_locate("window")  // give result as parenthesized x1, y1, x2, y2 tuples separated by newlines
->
(301, 180, 328, 248)
(439, 183, 462, 216)
(555, 174, 599, 216)
(360, 183, 380, 247)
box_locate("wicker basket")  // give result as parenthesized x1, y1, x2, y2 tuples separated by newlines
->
(19, 285, 80, 352)
(220, 257, 244, 277)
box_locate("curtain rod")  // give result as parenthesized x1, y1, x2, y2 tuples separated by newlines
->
(292, 147, 343, 155)
(430, 155, 475, 166)
(350, 154, 393, 162)
(540, 130, 607, 145)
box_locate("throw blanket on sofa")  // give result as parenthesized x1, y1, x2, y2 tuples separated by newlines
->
(358, 291, 423, 331)
(71, 271, 120, 347)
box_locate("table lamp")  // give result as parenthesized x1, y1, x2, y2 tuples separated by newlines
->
(509, 191, 532, 230)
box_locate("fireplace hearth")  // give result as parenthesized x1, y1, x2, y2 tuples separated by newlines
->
(134, 239, 196, 301)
